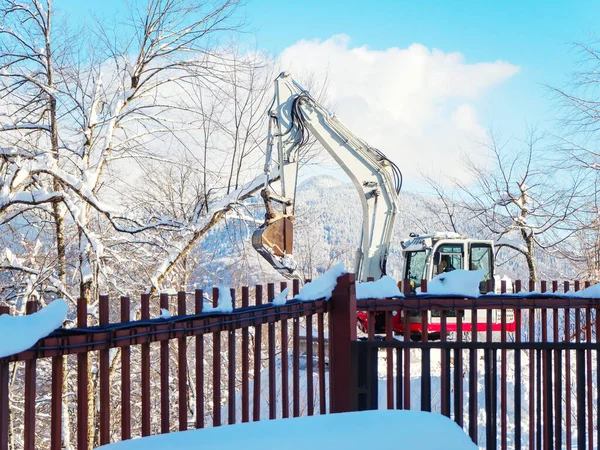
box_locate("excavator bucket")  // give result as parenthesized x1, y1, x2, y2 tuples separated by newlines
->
(252, 218, 295, 275)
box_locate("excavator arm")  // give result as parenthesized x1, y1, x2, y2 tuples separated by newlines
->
(252, 72, 401, 282)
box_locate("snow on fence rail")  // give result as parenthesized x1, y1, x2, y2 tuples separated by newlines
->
(1, 273, 599, 450)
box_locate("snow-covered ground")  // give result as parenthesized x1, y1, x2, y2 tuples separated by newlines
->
(96, 409, 476, 450)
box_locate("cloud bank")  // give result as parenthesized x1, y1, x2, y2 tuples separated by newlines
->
(278, 35, 519, 187)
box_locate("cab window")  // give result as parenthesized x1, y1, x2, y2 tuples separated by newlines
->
(470, 244, 493, 292)
(405, 251, 429, 288)
(435, 244, 463, 274)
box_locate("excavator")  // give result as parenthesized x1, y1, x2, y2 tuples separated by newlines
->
(252, 73, 513, 336)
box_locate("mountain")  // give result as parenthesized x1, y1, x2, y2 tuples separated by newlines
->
(191, 176, 576, 289)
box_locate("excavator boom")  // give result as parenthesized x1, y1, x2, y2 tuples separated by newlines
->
(253, 73, 401, 281)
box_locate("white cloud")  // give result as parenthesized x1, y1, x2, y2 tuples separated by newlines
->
(452, 104, 481, 133)
(277, 34, 519, 188)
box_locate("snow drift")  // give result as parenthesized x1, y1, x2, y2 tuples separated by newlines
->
(423, 269, 485, 297)
(97, 409, 476, 450)
(296, 263, 346, 301)
(0, 299, 68, 358)
(356, 276, 403, 299)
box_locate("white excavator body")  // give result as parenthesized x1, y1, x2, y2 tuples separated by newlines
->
(253, 72, 516, 336)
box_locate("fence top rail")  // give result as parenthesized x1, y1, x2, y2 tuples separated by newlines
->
(357, 294, 600, 311)
(1, 298, 328, 363)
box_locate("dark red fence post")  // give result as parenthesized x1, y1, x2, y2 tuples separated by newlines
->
(99, 294, 110, 445)
(306, 297, 314, 416)
(253, 285, 263, 422)
(329, 272, 357, 413)
(228, 288, 236, 425)
(317, 311, 327, 414)
(141, 293, 151, 436)
(121, 296, 131, 441)
(292, 280, 300, 418)
(241, 286, 250, 423)
(280, 282, 290, 418)
(212, 287, 221, 427)
(50, 353, 63, 450)
(0, 305, 10, 450)
(77, 296, 89, 449)
(160, 293, 170, 434)
(24, 301, 38, 450)
(177, 291, 188, 431)
(194, 289, 204, 429)
(267, 283, 277, 419)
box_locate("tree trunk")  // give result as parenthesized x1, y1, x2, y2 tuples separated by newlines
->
(53, 201, 67, 284)
(77, 224, 97, 449)
(524, 234, 536, 283)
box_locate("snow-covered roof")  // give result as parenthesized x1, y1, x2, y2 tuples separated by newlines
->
(403, 231, 462, 241)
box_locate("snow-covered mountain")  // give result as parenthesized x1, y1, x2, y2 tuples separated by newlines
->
(191, 175, 575, 289)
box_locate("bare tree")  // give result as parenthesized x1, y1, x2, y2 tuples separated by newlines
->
(550, 39, 600, 280)
(453, 129, 584, 282)
(0, 0, 249, 300)
(420, 174, 465, 234)
(0, 1, 275, 447)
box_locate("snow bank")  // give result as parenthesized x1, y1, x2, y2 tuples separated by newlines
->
(296, 263, 346, 301)
(565, 283, 600, 298)
(424, 270, 485, 297)
(97, 410, 475, 450)
(356, 276, 403, 299)
(272, 288, 289, 306)
(0, 299, 68, 358)
(202, 287, 233, 313)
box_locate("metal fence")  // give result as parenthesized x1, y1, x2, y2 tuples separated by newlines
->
(0, 280, 330, 450)
(1, 273, 599, 450)
(352, 277, 600, 450)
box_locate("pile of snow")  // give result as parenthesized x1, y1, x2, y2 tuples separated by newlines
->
(159, 288, 178, 296)
(97, 410, 475, 450)
(272, 288, 289, 306)
(423, 270, 485, 297)
(0, 299, 68, 358)
(356, 276, 403, 299)
(202, 287, 233, 313)
(296, 263, 346, 301)
(565, 283, 600, 298)
(281, 254, 297, 271)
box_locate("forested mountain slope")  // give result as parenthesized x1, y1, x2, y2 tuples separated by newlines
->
(192, 176, 575, 288)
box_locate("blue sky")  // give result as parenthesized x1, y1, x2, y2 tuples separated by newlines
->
(60, 0, 598, 132)
(245, 0, 598, 133)
(58, 0, 598, 187)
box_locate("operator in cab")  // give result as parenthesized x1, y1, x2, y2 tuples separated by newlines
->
(438, 255, 456, 274)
